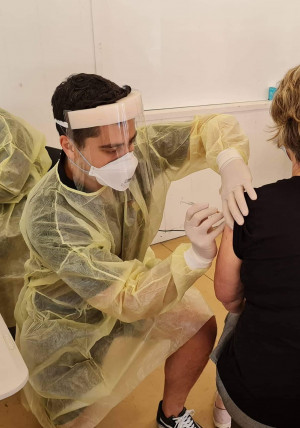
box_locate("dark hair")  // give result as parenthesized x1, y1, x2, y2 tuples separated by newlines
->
(51, 73, 131, 147)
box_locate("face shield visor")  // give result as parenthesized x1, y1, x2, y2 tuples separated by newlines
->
(58, 91, 150, 193)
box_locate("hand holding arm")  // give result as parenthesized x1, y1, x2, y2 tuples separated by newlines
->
(218, 149, 257, 229)
(198, 114, 256, 228)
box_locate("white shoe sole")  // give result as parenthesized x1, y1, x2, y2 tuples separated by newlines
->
(213, 416, 231, 428)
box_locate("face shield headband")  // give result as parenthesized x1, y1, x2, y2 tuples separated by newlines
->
(55, 91, 143, 130)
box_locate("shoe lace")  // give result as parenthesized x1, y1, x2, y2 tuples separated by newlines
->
(173, 409, 198, 428)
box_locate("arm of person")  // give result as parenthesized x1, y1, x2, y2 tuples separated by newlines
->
(0, 110, 51, 203)
(146, 114, 256, 226)
(21, 195, 212, 324)
(147, 114, 249, 178)
(214, 224, 244, 313)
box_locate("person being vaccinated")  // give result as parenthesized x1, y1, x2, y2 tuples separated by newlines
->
(212, 64, 300, 428)
(15, 73, 255, 428)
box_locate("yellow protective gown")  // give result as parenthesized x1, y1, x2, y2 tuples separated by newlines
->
(0, 108, 51, 327)
(15, 114, 249, 428)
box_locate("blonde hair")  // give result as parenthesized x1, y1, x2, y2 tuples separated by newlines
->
(270, 65, 300, 161)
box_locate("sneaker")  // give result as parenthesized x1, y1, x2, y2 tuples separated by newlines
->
(156, 400, 202, 428)
(213, 400, 231, 428)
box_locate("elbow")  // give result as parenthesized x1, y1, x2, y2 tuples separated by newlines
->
(223, 298, 245, 314)
(214, 281, 244, 313)
(214, 281, 240, 306)
(214, 278, 228, 304)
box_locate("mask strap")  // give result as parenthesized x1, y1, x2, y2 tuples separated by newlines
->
(67, 143, 92, 174)
(55, 119, 94, 174)
(71, 143, 93, 168)
(68, 157, 90, 174)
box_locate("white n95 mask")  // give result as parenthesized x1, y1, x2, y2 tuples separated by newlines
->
(89, 152, 138, 191)
(69, 147, 138, 191)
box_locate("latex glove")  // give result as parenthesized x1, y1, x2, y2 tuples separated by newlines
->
(219, 158, 257, 229)
(184, 203, 225, 269)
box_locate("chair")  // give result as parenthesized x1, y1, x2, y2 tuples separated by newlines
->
(0, 314, 28, 400)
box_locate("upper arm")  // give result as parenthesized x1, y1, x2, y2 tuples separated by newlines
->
(214, 224, 243, 304)
(0, 114, 50, 202)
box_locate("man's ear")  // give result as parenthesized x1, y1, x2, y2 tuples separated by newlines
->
(60, 135, 74, 159)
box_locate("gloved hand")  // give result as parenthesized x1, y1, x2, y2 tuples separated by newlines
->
(219, 158, 257, 229)
(184, 203, 225, 269)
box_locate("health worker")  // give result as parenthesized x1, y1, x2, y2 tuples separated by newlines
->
(15, 73, 256, 428)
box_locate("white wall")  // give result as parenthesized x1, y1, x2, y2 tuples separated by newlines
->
(92, 0, 300, 108)
(0, 0, 96, 148)
(1, 0, 300, 143)
(0, 0, 295, 242)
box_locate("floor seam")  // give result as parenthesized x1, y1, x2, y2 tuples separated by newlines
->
(161, 243, 172, 251)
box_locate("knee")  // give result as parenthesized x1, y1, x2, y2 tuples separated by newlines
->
(197, 316, 217, 351)
(206, 315, 217, 337)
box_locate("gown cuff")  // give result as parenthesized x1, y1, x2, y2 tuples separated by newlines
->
(184, 247, 213, 270)
(217, 148, 243, 171)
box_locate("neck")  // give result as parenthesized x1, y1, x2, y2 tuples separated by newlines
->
(286, 149, 300, 177)
(64, 157, 75, 181)
(291, 158, 300, 177)
(292, 165, 300, 176)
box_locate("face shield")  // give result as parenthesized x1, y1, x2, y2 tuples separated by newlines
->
(58, 91, 149, 192)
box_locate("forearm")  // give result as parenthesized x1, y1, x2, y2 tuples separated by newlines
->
(87, 243, 208, 322)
